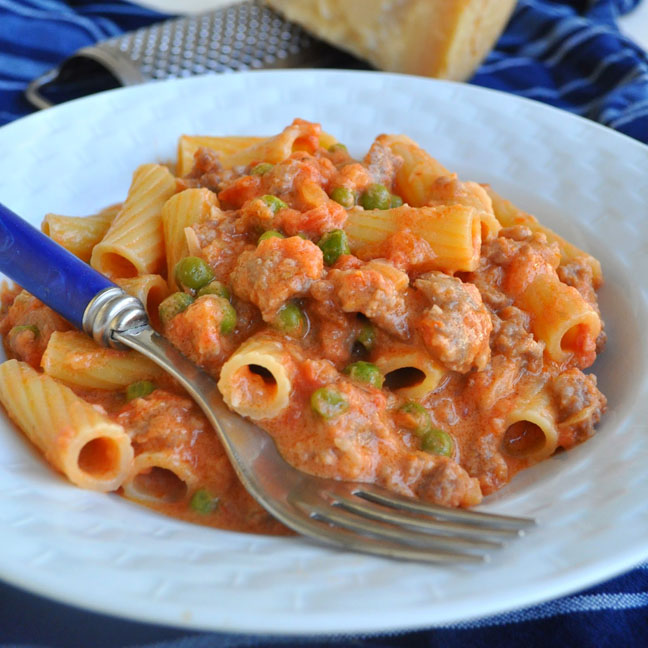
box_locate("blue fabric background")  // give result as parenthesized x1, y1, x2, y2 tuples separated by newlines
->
(0, 0, 647, 646)
(472, 0, 648, 142)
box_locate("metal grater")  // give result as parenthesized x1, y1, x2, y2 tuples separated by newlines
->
(25, 1, 366, 110)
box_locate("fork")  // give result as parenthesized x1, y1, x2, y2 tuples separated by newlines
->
(0, 203, 534, 563)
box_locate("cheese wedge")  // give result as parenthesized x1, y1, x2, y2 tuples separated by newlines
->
(264, 0, 516, 81)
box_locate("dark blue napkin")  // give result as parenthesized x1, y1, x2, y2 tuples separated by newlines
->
(1, 562, 648, 647)
(1, 1, 647, 646)
(473, 0, 648, 143)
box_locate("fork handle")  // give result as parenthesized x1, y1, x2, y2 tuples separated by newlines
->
(0, 202, 116, 330)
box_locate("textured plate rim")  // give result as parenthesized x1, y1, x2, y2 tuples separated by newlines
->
(0, 69, 647, 635)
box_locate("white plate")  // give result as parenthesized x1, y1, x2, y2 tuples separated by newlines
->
(0, 70, 647, 635)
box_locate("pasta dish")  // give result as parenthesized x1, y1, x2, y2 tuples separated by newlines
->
(0, 119, 606, 534)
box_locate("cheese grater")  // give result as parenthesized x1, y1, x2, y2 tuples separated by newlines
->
(25, 1, 367, 110)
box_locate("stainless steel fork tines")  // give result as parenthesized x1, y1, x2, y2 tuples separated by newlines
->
(289, 481, 534, 564)
(93, 290, 536, 564)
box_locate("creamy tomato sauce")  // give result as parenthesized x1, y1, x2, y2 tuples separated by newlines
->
(0, 119, 606, 535)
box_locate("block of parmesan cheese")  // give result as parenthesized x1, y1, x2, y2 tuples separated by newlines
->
(263, 0, 516, 81)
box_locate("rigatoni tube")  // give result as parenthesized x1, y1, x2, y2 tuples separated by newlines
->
(374, 347, 446, 400)
(162, 188, 221, 291)
(218, 335, 297, 420)
(501, 382, 558, 460)
(486, 186, 602, 288)
(116, 273, 169, 331)
(0, 360, 133, 491)
(515, 274, 601, 368)
(41, 203, 121, 262)
(176, 135, 265, 175)
(90, 163, 176, 278)
(122, 451, 198, 504)
(345, 204, 481, 273)
(379, 134, 450, 206)
(42, 331, 163, 390)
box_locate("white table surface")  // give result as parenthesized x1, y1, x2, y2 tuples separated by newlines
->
(618, 1, 648, 50)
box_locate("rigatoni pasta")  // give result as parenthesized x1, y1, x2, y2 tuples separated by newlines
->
(90, 163, 176, 279)
(116, 274, 169, 331)
(373, 346, 446, 400)
(41, 331, 163, 390)
(501, 380, 558, 460)
(177, 135, 266, 176)
(0, 118, 607, 533)
(218, 335, 298, 421)
(122, 450, 199, 504)
(486, 186, 603, 287)
(41, 203, 121, 262)
(162, 188, 221, 291)
(345, 204, 482, 272)
(0, 360, 133, 491)
(379, 134, 501, 241)
(515, 274, 601, 367)
(380, 134, 450, 205)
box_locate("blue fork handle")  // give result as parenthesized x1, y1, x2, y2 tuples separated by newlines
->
(0, 202, 115, 330)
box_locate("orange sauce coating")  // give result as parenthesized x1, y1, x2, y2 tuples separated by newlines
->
(0, 119, 607, 534)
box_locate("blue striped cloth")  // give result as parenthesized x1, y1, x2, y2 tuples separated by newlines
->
(1, 1, 647, 647)
(473, 0, 648, 142)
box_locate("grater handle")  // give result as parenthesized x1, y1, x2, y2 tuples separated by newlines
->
(25, 68, 59, 110)
(24, 49, 129, 111)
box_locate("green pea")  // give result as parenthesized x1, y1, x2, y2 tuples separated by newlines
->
(310, 387, 349, 420)
(158, 292, 193, 327)
(250, 162, 273, 176)
(216, 297, 237, 334)
(317, 229, 350, 266)
(359, 183, 392, 210)
(126, 380, 156, 402)
(197, 280, 231, 301)
(328, 143, 348, 154)
(175, 256, 214, 292)
(274, 302, 307, 338)
(190, 488, 219, 514)
(355, 320, 376, 351)
(9, 324, 39, 338)
(261, 195, 288, 214)
(330, 186, 356, 209)
(343, 361, 384, 389)
(258, 230, 285, 243)
(421, 428, 454, 457)
(390, 194, 404, 208)
(397, 401, 432, 436)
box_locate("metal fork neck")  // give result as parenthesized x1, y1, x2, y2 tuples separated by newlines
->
(82, 286, 149, 349)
